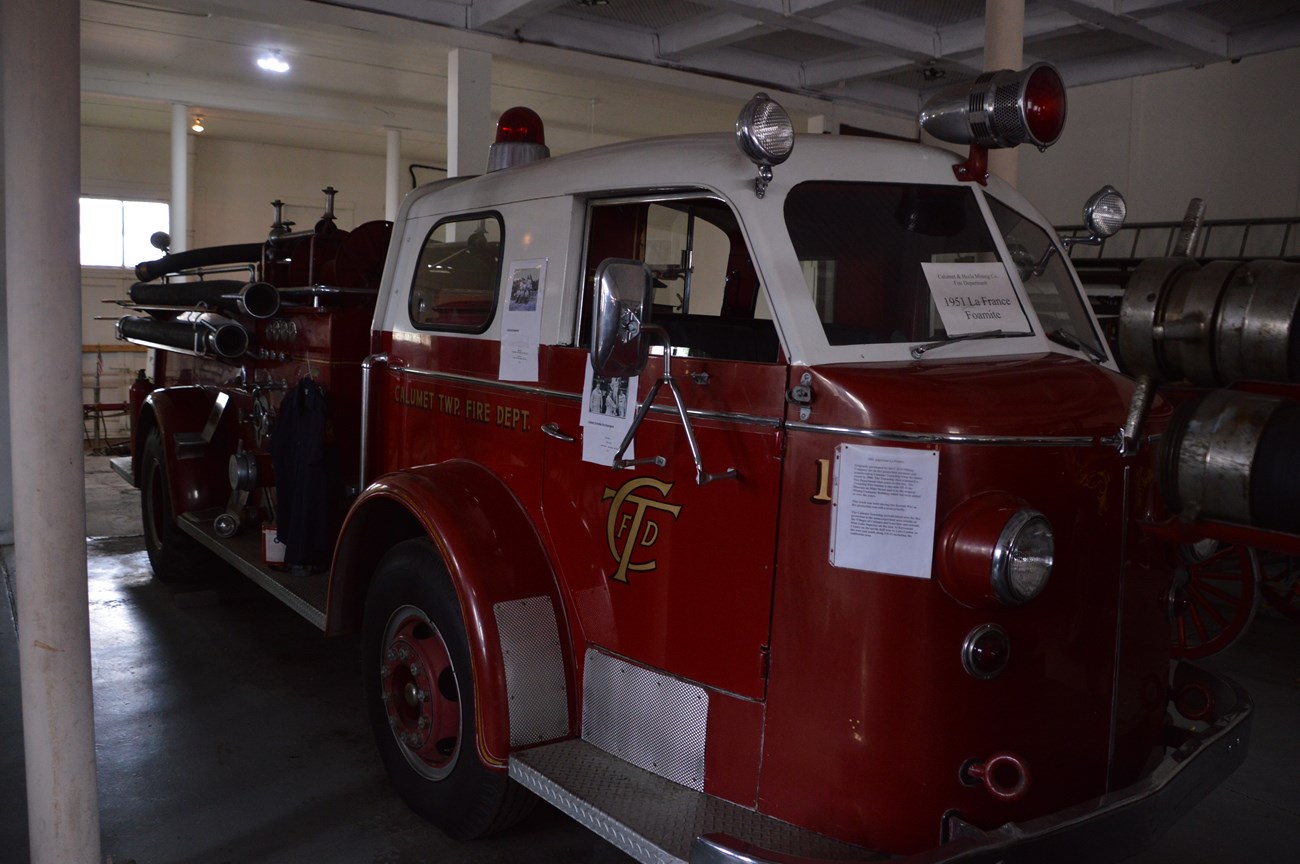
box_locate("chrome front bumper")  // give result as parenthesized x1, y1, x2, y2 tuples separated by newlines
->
(693, 661, 1251, 864)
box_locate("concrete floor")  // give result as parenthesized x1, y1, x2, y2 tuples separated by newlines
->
(1, 457, 1297, 863)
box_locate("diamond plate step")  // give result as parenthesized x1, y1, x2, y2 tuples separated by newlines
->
(510, 738, 882, 864)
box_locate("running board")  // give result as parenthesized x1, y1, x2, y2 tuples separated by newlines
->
(177, 510, 328, 630)
(109, 455, 134, 485)
(509, 739, 878, 864)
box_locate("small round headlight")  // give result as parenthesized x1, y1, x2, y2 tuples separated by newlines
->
(992, 510, 1054, 604)
(1084, 185, 1126, 238)
(736, 92, 795, 167)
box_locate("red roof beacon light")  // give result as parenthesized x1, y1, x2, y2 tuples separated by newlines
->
(487, 106, 551, 173)
(920, 62, 1067, 184)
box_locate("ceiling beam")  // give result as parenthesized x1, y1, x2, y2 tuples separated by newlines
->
(684, 0, 937, 61)
(1043, 0, 1227, 64)
(82, 62, 449, 133)
(469, 0, 571, 31)
(657, 13, 768, 59)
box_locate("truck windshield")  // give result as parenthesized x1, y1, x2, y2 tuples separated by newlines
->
(985, 197, 1108, 359)
(785, 181, 1022, 347)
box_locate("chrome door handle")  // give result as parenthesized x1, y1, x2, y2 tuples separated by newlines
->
(541, 422, 575, 443)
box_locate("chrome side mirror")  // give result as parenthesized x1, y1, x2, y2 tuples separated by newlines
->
(591, 258, 653, 380)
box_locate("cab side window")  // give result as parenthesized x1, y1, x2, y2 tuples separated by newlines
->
(409, 213, 503, 332)
(580, 197, 778, 363)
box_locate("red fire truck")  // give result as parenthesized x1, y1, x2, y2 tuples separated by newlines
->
(115, 65, 1253, 863)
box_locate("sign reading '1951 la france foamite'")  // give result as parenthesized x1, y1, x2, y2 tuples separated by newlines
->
(921, 261, 1032, 336)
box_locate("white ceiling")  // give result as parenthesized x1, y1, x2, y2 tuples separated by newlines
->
(81, 0, 1300, 161)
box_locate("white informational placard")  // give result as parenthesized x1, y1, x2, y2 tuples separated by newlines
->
(921, 262, 1032, 337)
(829, 444, 939, 579)
(499, 259, 546, 381)
(580, 360, 637, 466)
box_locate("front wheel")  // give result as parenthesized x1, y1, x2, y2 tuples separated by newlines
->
(362, 538, 533, 839)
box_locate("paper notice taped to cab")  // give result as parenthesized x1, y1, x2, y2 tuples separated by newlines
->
(829, 443, 939, 579)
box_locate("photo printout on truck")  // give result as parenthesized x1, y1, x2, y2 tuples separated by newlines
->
(921, 261, 1032, 336)
(829, 444, 939, 579)
(498, 258, 546, 381)
(580, 360, 637, 466)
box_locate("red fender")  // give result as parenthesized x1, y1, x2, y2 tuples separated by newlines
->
(328, 459, 575, 769)
(140, 385, 236, 516)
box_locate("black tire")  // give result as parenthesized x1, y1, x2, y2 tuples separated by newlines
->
(362, 538, 534, 839)
(140, 428, 207, 583)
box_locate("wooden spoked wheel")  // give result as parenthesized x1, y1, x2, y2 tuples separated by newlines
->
(1170, 541, 1259, 659)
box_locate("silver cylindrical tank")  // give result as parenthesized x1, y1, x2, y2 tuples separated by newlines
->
(1214, 261, 1300, 385)
(1119, 258, 1300, 386)
(1159, 389, 1300, 532)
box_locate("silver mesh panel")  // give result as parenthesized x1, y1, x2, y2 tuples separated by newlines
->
(582, 648, 708, 791)
(494, 596, 569, 746)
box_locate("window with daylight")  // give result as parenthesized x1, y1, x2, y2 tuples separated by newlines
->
(80, 198, 170, 268)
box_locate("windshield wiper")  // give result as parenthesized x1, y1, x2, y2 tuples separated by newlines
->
(1047, 328, 1107, 363)
(910, 329, 1031, 359)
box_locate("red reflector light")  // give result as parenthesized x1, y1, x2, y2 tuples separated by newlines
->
(962, 623, 1010, 680)
(494, 107, 545, 145)
(1023, 65, 1066, 148)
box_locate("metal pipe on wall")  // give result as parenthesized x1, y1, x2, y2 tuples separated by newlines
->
(985, 0, 1026, 187)
(2, 1, 104, 862)
(386, 127, 401, 222)
(171, 102, 189, 252)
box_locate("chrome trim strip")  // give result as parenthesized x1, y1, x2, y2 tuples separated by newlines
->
(390, 366, 783, 428)
(1106, 464, 1133, 791)
(359, 353, 390, 489)
(786, 420, 1098, 447)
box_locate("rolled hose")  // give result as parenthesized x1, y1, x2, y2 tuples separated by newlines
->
(134, 243, 263, 282)
(128, 279, 280, 319)
(116, 312, 248, 359)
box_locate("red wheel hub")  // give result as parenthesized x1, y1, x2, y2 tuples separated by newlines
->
(379, 607, 460, 778)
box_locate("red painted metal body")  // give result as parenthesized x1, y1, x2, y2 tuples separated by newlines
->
(760, 357, 1173, 851)
(121, 130, 1252, 861)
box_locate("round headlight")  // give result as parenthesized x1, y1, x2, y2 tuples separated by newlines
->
(736, 92, 794, 167)
(1084, 185, 1127, 238)
(991, 510, 1054, 604)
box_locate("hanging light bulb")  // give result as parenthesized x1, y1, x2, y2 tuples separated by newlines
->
(257, 49, 290, 73)
(191, 115, 205, 133)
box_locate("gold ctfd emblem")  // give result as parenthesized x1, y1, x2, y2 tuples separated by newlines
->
(602, 477, 682, 583)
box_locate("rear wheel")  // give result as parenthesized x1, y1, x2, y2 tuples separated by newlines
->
(140, 428, 205, 582)
(362, 538, 533, 839)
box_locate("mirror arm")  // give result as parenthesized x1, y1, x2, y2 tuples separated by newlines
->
(612, 325, 739, 485)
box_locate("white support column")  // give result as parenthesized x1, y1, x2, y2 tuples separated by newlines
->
(2, 2, 103, 863)
(0, 37, 11, 546)
(171, 102, 189, 252)
(447, 48, 492, 178)
(985, 0, 1026, 186)
(385, 127, 402, 222)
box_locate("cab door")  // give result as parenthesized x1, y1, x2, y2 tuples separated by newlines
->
(539, 194, 786, 699)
